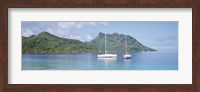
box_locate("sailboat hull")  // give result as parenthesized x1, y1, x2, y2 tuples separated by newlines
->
(98, 54, 117, 58)
(123, 55, 132, 59)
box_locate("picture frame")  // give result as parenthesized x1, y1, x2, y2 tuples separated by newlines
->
(0, 0, 199, 92)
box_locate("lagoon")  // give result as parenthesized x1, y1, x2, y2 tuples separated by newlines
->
(22, 52, 178, 70)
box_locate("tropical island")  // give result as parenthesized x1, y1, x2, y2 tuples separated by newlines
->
(22, 32, 156, 54)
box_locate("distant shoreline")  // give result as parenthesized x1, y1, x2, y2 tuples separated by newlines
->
(21, 51, 181, 56)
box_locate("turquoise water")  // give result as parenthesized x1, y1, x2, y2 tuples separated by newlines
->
(22, 52, 178, 70)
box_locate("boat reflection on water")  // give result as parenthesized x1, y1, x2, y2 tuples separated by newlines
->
(98, 58, 117, 70)
(124, 58, 132, 62)
(124, 59, 132, 70)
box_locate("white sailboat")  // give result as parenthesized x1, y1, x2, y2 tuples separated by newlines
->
(123, 35, 132, 59)
(98, 32, 117, 58)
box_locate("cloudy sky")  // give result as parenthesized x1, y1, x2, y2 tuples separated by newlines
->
(22, 21, 178, 52)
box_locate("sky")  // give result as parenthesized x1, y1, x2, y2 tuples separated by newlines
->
(22, 21, 178, 52)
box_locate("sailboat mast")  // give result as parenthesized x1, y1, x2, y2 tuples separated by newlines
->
(126, 35, 127, 55)
(104, 27, 107, 54)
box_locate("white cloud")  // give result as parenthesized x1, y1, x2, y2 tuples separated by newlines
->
(44, 27, 82, 40)
(22, 22, 109, 42)
(40, 22, 109, 41)
(57, 22, 107, 29)
(58, 22, 76, 29)
(45, 28, 68, 37)
(22, 29, 33, 37)
(45, 28, 53, 33)
(69, 34, 81, 40)
(86, 34, 93, 41)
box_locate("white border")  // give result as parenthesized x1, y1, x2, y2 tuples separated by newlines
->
(8, 8, 192, 84)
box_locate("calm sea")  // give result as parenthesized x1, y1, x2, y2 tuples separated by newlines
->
(22, 52, 178, 70)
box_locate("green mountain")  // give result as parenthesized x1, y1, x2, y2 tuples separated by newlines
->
(22, 32, 156, 54)
(22, 32, 98, 53)
(87, 32, 156, 54)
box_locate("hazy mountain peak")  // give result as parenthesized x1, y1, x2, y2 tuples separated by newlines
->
(98, 32, 105, 37)
(113, 32, 119, 35)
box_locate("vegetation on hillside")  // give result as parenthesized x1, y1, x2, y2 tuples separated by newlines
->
(87, 32, 156, 54)
(22, 32, 98, 53)
(22, 32, 156, 54)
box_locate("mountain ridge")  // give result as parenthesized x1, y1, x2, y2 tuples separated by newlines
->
(22, 31, 156, 54)
(88, 32, 156, 53)
(22, 31, 98, 53)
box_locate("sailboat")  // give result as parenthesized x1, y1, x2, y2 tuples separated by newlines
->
(123, 35, 132, 59)
(98, 33, 117, 58)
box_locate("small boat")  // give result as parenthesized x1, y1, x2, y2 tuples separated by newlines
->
(123, 54, 131, 59)
(123, 35, 132, 59)
(98, 32, 117, 58)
